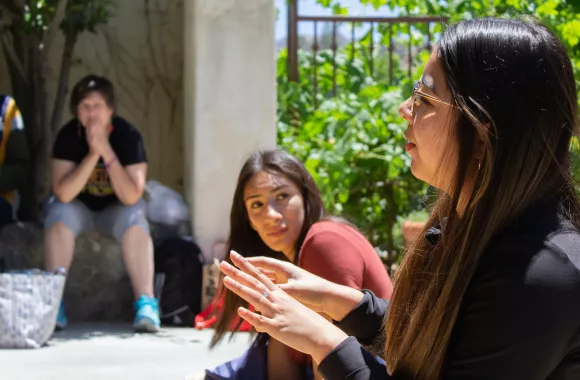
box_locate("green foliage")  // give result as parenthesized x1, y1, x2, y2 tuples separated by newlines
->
(21, 0, 115, 37)
(61, 0, 116, 35)
(278, 0, 580, 264)
(277, 49, 428, 257)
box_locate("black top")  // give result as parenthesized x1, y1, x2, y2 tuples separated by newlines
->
(52, 116, 147, 211)
(319, 199, 580, 380)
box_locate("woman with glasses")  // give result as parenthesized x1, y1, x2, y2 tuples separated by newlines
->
(218, 17, 580, 380)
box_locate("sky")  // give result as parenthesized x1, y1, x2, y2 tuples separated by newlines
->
(275, 0, 397, 39)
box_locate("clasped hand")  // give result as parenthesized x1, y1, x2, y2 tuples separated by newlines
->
(86, 121, 111, 157)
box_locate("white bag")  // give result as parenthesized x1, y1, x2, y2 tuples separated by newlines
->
(145, 180, 190, 225)
(0, 270, 65, 348)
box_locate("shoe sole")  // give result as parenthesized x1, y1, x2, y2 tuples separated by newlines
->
(133, 317, 160, 333)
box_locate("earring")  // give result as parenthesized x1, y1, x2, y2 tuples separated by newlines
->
(478, 160, 481, 171)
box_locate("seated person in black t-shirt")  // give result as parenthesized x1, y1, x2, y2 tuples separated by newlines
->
(44, 75, 160, 333)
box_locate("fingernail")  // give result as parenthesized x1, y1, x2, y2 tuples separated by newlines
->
(230, 250, 240, 259)
(221, 261, 232, 270)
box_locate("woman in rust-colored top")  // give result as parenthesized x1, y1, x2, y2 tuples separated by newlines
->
(287, 220, 393, 367)
(206, 149, 392, 380)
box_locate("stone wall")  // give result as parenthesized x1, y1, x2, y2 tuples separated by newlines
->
(1, 223, 133, 321)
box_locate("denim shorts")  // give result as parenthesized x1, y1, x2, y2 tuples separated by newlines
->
(44, 197, 150, 241)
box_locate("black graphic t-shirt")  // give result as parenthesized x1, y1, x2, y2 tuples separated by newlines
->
(52, 116, 147, 211)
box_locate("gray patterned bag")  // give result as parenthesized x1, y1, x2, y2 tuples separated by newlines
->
(0, 270, 65, 348)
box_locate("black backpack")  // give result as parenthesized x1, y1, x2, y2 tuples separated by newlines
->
(153, 236, 203, 326)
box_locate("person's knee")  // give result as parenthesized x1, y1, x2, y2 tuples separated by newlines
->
(44, 199, 88, 238)
(44, 222, 75, 263)
(46, 221, 74, 237)
(113, 200, 150, 242)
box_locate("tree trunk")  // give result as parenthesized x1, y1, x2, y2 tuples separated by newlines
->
(5, 30, 40, 221)
(50, 31, 77, 136)
(33, 34, 51, 219)
(4, 30, 50, 222)
(1, 0, 94, 221)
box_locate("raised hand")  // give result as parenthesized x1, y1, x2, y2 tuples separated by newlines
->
(247, 256, 335, 314)
(246, 256, 365, 322)
(220, 250, 348, 364)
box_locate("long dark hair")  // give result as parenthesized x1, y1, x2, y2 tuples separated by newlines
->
(210, 149, 326, 347)
(385, 17, 580, 378)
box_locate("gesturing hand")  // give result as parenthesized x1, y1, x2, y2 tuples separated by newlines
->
(220, 250, 348, 365)
(247, 256, 335, 314)
(248, 256, 365, 322)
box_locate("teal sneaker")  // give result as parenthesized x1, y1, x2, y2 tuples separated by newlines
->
(133, 295, 160, 333)
(55, 301, 68, 331)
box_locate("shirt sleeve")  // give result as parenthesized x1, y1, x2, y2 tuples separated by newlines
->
(320, 241, 580, 380)
(441, 244, 580, 380)
(114, 117, 147, 166)
(52, 120, 84, 162)
(335, 290, 389, 346)
(318, 337, 392, 380)
(300, 227, 364, 289)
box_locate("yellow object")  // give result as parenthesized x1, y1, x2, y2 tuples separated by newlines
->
(0, 97, 17, 203)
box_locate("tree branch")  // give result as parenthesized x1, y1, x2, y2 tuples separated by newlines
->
(0, 2, 22, 19)
(0, 28, 29, 84)
(50, 31, 77, 135)
(42, 0, 68, 57)
(12, 0, 25, 10)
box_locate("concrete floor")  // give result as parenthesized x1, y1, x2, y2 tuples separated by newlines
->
(0, 323, 252, 380)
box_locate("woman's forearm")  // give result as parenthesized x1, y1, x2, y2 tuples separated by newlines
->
(309, 324, 349, 365)
(322, 284, 365, 322)
(54, 154, 100, 202)
(101, 146, 142, 205)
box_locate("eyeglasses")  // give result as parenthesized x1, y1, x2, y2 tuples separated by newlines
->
(411, 80, 455, 117)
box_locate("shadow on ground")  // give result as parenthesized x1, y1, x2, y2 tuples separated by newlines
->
(47, 323, 203, 346)
(1, 323, 251, 380)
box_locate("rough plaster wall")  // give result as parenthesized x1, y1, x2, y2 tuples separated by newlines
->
(185, 0, 276, 258)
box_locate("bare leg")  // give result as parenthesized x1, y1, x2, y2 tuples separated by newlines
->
(45, 222, 76, 273)
(121, 226, 154, 299)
